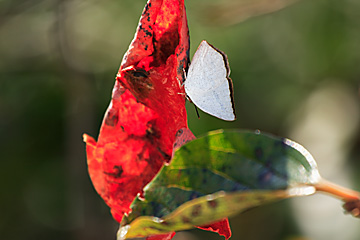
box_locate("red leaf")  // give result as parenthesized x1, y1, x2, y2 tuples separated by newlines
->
(197, 218, 232, 240)
(146, 232, 176, 240)
(84, 0, 190, 223)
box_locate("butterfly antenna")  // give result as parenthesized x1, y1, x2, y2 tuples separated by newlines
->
(194, 105, 200, 119)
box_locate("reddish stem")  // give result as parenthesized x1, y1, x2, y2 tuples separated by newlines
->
(315, 179, 360, 201)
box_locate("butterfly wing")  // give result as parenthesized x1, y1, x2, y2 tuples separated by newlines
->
(184, 40, 236, 121)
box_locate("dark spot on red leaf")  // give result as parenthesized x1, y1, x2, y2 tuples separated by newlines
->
(104, 165, 124, 178)
(175, 128, 183, 137)
(133, 68, 150, 78)
(104, 109, 119, 127)
(157, 147, 172, 162)
(154, 27, 180, 66)
(173, 128, 195, 150)
(140, 24, 153, 37)
(136, 149, 146, 162)
(145, 3, 151, 12)
(120, 66, 154, 99)
(146, 120, 161, 141)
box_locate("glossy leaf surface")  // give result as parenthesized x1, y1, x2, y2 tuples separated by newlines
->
(118, 130, 320, 239)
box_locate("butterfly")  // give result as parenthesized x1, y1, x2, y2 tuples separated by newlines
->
(184, 40, 236, 121)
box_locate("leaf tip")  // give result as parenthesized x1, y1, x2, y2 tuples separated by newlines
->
(283, 138, 321, 183)
(83, 133, 96, 145)
(117, 225, 131, 240)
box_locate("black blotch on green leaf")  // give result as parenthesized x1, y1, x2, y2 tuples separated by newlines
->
(182, 216, 191, 224)
(208, 200, 218, 208)
(160, 221, 171, 226)
(190, 191, 201, 200)
(258, 169, 273, 186)
(191, 205, 202, 217)
(255, 147, 263, 160)
(231, 183, 249, 192)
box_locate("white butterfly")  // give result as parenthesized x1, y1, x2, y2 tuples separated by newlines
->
(184, 40, 236, 121)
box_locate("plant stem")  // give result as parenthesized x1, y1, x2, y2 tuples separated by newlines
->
(315, 179, 360, 201)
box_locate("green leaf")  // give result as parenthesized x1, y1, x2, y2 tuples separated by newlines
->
(118, 130, 321, 239)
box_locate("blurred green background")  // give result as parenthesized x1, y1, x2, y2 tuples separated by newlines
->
(1, 0, 359, 239)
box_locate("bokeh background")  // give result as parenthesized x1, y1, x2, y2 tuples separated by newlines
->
(1, 0, 359, 239)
